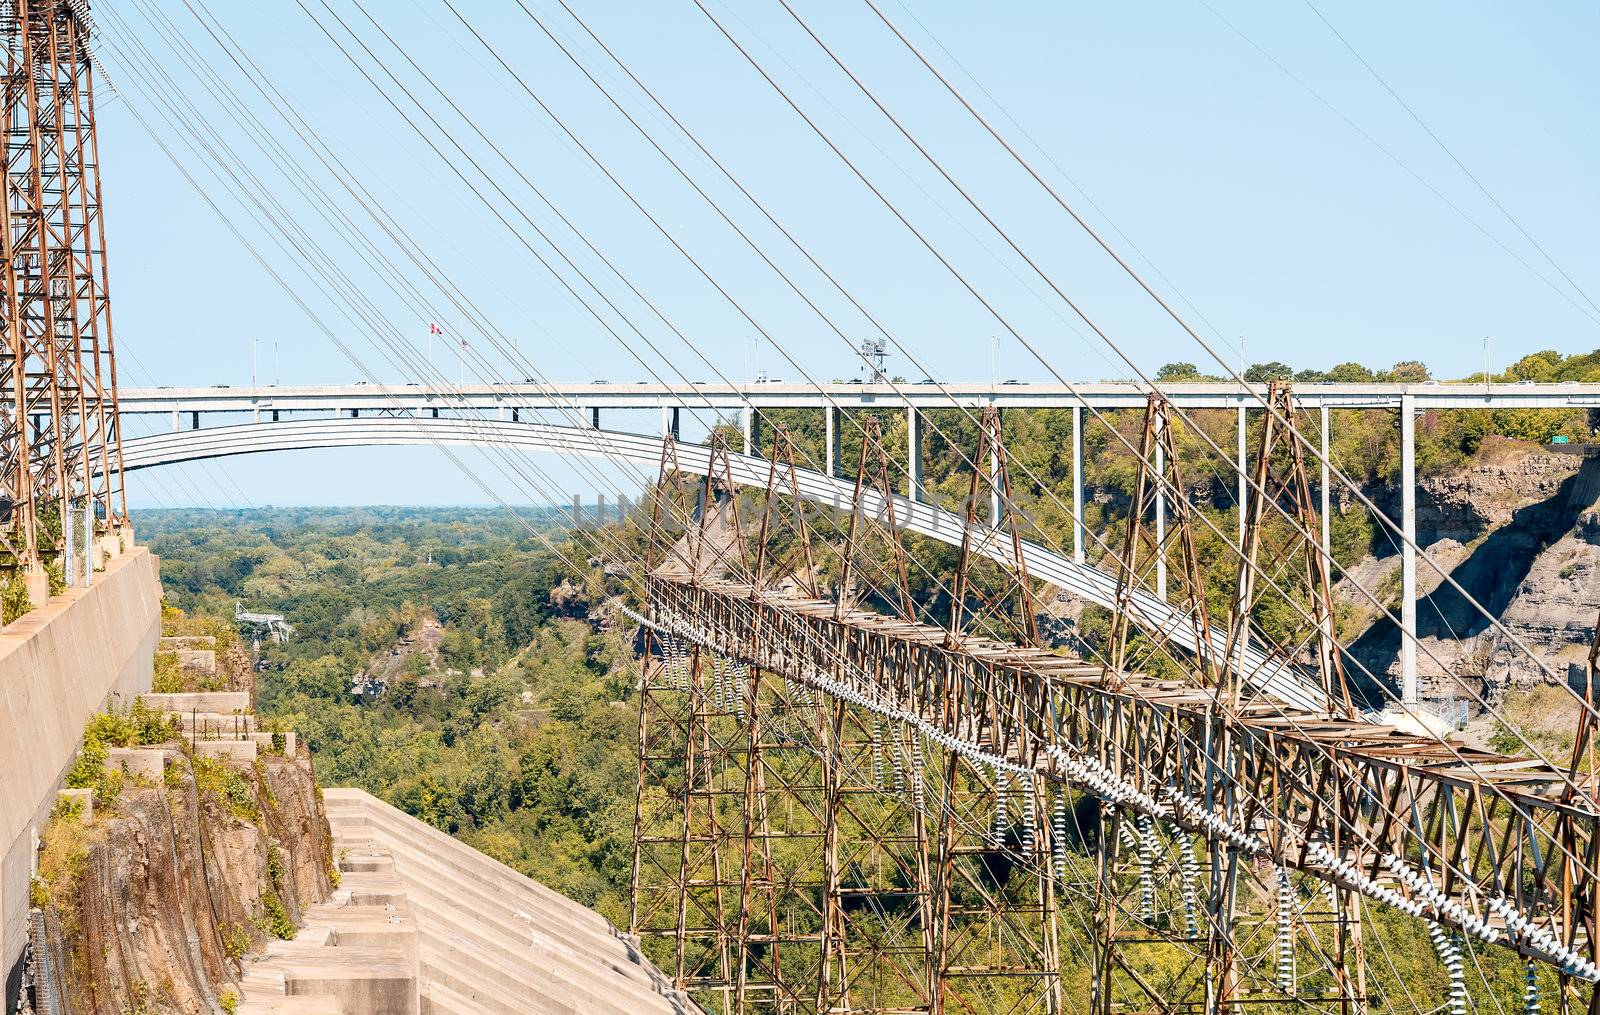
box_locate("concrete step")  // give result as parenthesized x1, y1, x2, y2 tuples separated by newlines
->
(240, 969, 288, 1000)
(327, 805, 611, 948)
(418, 946, 601, 1015)
(418, 979, 495, 1015)
(325, 798, 587, 920)
(321, 789, 690, 1015)
(350, 828, 649, 996)
(139, 691, 250, 713)
(385, 850, 678, 1015)
(393, 875, 660, 1009)
(236, 994, 345, 1015)
(277, 945, 416, 1015)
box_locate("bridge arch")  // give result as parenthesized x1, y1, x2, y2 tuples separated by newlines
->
(120, 415, 1324, 709)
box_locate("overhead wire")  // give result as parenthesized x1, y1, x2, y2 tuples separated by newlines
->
(100, 1, 1587, 986)
(855, 0, 1584, 707)
(680, 0, 1600, 850)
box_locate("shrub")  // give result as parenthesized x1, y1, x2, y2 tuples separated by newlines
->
(219, 990, 239, 1015)
(265, 843, 285, 888)
(152, 652, 184, 693)
(254, 890, 295, 940)
(190, 756, 260, 822)
(1, 571, 31, 624)
(220, 924, 252, 962)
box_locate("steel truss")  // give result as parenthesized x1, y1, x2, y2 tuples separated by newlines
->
(633, 419, 1064, 1013)
(0, 0, 125, 589)
(633, 403, 1598, 1012)
(1095, 393, 1366, 1012)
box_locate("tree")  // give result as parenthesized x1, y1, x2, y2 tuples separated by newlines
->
(1507, 351, 1561, 382)
(1383, 359, 1431, 383)
(1326, 362, 1376, 383)
(1243, 361, 1293, 382)
(1156, 362, 1200, 381)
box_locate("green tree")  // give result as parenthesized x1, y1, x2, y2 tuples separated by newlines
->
(1243, 361, 1293, 382)
(1326, 361, 1376, 383)
(1383, 359, 1431, 383)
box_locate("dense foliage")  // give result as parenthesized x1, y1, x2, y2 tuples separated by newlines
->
(138, 507, 641, 922)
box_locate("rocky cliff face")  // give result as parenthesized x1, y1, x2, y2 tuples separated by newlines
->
(1343, 441, 1600, 700)
(32, 746, 332, 1015)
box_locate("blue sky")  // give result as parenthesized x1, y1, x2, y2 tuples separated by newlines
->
(96, 1, 1598, 507)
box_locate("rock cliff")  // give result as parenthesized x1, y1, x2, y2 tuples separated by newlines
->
(1343, 441, 1600, 701)
(27, 723, 333, 1015)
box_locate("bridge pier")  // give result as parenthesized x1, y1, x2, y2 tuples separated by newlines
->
(1320, 405, 1331, 561)
(989, 406, 1002, 526)
(660, 405, 679, 440)
(825, 405, 838, 477)
(1072, 405, 1084, 563)
(906, 406, 921, 500)
(1236, 405, 1247, 546)
(1401, 392, 1417, 705)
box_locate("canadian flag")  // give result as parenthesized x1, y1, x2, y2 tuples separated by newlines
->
(428, 322, 443, 335)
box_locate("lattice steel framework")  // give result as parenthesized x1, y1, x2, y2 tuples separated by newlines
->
(631, 402, 1600, 1013)
(0, 0, 124, 585)
(632, 418, 1067, 1013)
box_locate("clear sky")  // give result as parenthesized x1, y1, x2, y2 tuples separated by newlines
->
(93, 1, 1598, 508)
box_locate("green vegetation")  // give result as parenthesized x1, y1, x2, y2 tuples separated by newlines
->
(140, 507, 630, 919)
(190, 755, 261, 822)
(220, 924, 252, 962)
(254, 890, 296, 941)
(65, 700, 181, 802)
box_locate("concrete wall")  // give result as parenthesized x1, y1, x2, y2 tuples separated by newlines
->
(0, 548, 162, 1011)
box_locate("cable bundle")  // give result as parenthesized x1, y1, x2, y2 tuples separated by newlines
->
(1275, 866, 1295, 994)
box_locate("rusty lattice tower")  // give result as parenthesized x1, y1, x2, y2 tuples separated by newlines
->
(0, 0, 125, 599)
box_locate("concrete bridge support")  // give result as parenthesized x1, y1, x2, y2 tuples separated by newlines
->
(1, 548, 162, 1011)
(1401, 393, 1417, 704)
(906, 406, 921, 501)
(1072, 405, 1084, 564)
(825, 405, 838, 478)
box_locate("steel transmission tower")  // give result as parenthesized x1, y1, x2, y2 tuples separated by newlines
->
(0, 0, 126, 603)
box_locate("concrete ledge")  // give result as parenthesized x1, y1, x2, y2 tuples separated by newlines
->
(281, 947, 417, 1015)
(236, 995, 345, 1015)
(56, 788, 94, 823)
(339, 873, 408, 908)
(106, 747, 170, 783)
(140, 691, 249, 713)
(252, 731, 298, 756)
(195, 739, 259, 763)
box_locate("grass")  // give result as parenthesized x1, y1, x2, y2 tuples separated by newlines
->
(1489, 683, 1580, 759)
(189, 755, 261, 822)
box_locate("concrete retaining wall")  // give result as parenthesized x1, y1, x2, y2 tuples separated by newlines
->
(0, 548, 162, 1012)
